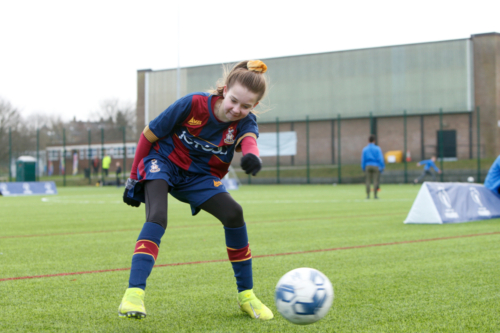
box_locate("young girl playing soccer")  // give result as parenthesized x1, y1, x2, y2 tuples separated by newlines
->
(119, 60, 273, 320)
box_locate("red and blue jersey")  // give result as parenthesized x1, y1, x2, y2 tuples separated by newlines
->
(143, 92, 259, 179)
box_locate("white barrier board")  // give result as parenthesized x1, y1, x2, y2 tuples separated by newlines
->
(404, 182, 500, 224)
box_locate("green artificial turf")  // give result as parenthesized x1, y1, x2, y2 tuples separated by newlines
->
(1, 185, 499, 332)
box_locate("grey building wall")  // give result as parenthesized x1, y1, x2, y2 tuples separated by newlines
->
(141, 39, 472, 123)
(472, 33, 500, 157)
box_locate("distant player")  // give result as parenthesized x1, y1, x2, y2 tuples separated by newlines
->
(92, 156, 99, 176)
(361, 135, 385, 199)
(413, 156, 441, 184)
(102, 154, 111, 177)
(484, 155, 500, 195)
(115, 162, 122, 187)
(119, 60, 273, 320)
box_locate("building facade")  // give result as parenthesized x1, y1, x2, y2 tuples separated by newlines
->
(136, 33, 500, 168)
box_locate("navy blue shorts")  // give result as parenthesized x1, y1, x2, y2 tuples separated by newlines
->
(126, 153, 228, 215)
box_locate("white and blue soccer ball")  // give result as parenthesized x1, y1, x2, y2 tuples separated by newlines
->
(275, 267, 334, 325)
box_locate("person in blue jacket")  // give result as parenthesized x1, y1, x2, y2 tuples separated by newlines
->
(413, 156, 441, 184)
(484, 155, 500, 195)
(361, 135, 385, 199)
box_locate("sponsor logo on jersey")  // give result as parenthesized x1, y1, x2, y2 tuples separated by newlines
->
(213, 180, 223, 187)
(150, 159, 161, 173)
(187, 117, 202, 126)
(178, 131, 228, 155)
(224, 127, 235, 144)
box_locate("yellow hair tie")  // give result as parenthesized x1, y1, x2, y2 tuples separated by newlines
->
(247, 60, 267, 73)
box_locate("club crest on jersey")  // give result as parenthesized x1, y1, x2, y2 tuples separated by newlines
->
(224, 128, 235, 144)
(150, 159, 161, 173)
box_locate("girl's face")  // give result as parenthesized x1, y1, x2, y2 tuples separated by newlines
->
(219, 82, 259, 122)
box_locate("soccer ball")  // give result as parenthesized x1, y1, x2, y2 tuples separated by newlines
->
(467, 176, 474, 183)
(275, 268, 334, 325)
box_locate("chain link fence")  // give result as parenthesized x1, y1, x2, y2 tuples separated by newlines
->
(0, 123, 138, 187)
(0, 108, 495, 187)
(232, 108, 493, 185)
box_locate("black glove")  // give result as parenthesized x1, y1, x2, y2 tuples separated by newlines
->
(123, 178, 141, 207)
(241, 153, 262, 176)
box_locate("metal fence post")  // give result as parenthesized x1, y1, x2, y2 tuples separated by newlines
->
(276, 117, 280, 184)
(337, 114, 341, 184)
(369, 111, 374, 135)
(63, 128, 66, 187)
(404, 110, 407, 184)
(8, 127, 12, 182)
(123, 126, 126, 184)
(477, 106, 481, 182)
(420, 115, 424, 160)
(101, 128, 104, 185)
(290, 122, 295, 166)
(439, 108, 444, 182)
(306, 115, 310, 184)
(88, 129, 91, 185)
(331, 119, 335, 165)
(36, 128, 40, 181)
(469, 112, 473, 159)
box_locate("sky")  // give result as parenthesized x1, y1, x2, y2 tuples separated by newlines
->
(1, 0, 499, 122)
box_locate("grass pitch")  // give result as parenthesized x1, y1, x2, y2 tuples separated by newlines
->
(1, 184, 499, 332)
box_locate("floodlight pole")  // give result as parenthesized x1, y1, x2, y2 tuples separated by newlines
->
(176, 4, 181, 100)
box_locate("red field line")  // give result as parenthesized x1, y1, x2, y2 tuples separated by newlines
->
(1, 231, 498, 282)
(0, 212, 406, 239)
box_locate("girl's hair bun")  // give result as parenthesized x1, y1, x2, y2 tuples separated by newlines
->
(247, 60, 267, 73)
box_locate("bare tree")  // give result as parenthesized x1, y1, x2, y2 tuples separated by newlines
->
(0, 98, 22, 170)
(24, 112, 53, 132)
(0, 97, 138, 177)
(90, 99, 136, 125)
(88, 98, 137, 141)
(0, 98, 22, 131)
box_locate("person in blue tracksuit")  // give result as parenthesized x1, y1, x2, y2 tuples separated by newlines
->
(484, 155, 500, 195)
(413, 156, 441, 184)
(361, 135, 385, 199)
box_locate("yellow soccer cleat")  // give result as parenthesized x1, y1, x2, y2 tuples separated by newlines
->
(118, 288, 147, 319)
(238, 289, 274, 320)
